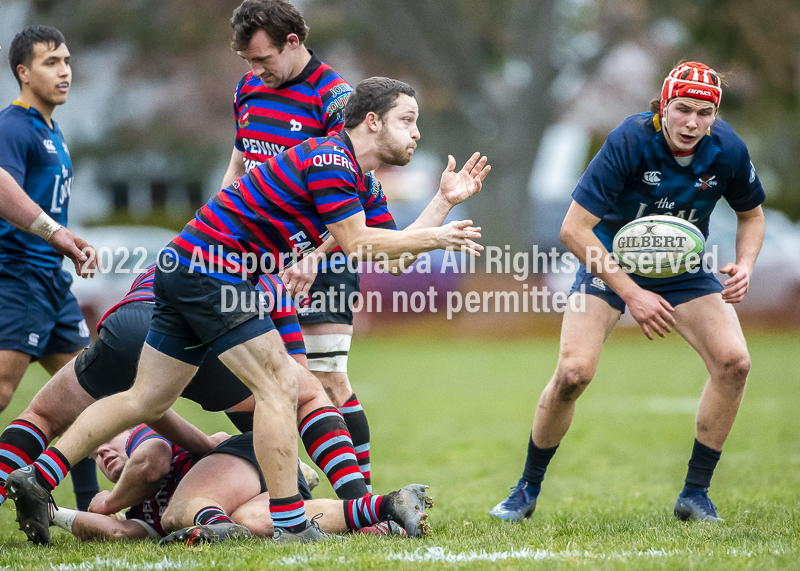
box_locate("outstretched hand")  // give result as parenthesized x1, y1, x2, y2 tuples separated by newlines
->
(439, 152, 491, 206)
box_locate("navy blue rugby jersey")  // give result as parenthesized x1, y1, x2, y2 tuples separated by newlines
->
(572, 112, 765, 249)
(0, 101, 73, 267)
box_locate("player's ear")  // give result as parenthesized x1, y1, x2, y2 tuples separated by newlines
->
(365, 111, 381, 133)
(16, 64, 29, 84)
(285, 33, 300, 49)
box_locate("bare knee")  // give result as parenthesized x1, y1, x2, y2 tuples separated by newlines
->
(714, 353, 750, 391)
(260, 356, 299, 403)
(552, 365, 594, 402)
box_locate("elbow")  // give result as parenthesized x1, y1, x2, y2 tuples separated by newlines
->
(559, 222, 575, 249)
(137, 460, 169, 485)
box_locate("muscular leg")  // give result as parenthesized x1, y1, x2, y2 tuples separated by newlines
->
(161, 454, 263, 533)
(532, 295, 620, 447)
(217, 331, 300, 502)
(41, 343, 197, 468)
(231, 493, 347, 537)
(303, 322, 372, 490)
(0, 357, 96, 507)
(39, 351, 99, 511)
(54, 509, 152, 541)
(0, 350, 32, 412)
(673, 294, 750, 450)
(490, 295, 619, 521)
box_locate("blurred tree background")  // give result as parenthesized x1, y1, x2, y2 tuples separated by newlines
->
(5, 0, 799, 237)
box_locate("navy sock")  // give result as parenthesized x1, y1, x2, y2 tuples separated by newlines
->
(521, 437, 558, 493)
(683, 438, 721, 493)
(71, 457, 100, 511)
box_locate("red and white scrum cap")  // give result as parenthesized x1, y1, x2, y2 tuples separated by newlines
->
(660, 61, 722, 116)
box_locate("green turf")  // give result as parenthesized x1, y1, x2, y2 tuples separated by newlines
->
(1, 328, 799, 570)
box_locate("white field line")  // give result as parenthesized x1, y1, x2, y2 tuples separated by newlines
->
(277, 546, 785, 566)
(49, 557, 199, 571)
(41, 546, 788, 570)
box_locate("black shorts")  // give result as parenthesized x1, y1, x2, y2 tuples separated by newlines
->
(150, 254, 274, 359)
(296, 262, 359, 326)
(74, 301, 253, 411)
(207, 432, 312, 500)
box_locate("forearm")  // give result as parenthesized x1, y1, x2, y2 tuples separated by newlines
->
(220, 149, 247, 189)
(341, 226, 439, 260)
(562, 225, 639, 301)
(71, 512, 150, 542)
(734, 209, 765, 270)
(148, 409, 214, 455)
(405, 193, 453, 231)
(101, 466, 161, 514)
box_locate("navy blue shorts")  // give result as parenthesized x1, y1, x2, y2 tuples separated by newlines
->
(569, 264, 724, 313)
(208, 432, 312, 500)
(297, 259, 359, 326)
(75, 301, 253, 411)
(148, 252, 275, 364)
(0, 261, 90, 359)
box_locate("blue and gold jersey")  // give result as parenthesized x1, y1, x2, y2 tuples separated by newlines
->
(572, 112, 765, 250)
(0, 101, 73, 267)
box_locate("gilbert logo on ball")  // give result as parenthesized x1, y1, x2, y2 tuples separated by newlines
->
(612, 215, 705, 277)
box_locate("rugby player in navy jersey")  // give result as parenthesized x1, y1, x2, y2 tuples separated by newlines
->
(221, 0, 377, 492)
(0, 26, 100, 512)
(7, 76, 489, 545)
(490, 62, 765, 523)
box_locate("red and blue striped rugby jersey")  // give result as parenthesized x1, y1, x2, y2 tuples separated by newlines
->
(168, 131, 396, 283)
(96, 265, 305, 355)
(234, 53, 352, 173)
(124, 425, 196, 537)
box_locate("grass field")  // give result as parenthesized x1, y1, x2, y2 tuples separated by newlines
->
(1, 328, 799, 570)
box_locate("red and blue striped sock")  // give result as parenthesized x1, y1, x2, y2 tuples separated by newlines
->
(33, 448, 71, 492)
(194, 506, 234, 526)
(339, 394, 372, 493)
(270, 494, 308, 533)
(343, 494, 388, 530)
(0, 419, 48, 505)
(299, 407, 367, 499)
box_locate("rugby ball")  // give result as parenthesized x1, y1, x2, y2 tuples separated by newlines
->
(612, 215, 704, 277)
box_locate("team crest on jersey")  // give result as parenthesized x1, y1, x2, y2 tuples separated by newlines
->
(695, 174, 717, 189)
(642, 171, 661, 186)
(43, 139, 57, 154)
(238, 107, 250, 128)
(369, 176, 384, 200)
(749, 161, 756, 183)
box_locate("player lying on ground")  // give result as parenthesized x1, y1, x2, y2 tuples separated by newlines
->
(52, 426, 431, 542)
(490, 61, 765, 524)
(7, 76, 489, 545)
(0, 267, 391, 533)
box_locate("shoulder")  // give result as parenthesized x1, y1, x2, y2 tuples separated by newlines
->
(606, 112, 659, 149)
(0, 105, 34, 138)
(311, 61, 352, 98)
(707, 117, 750, 164)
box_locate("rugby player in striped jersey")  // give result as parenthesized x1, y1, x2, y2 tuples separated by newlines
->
(8, 76, 490, 545)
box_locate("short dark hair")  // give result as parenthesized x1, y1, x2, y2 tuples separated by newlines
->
(8, 25, 66, 87)
(344, 77, 416, 130)
(230, 0, 309, 52)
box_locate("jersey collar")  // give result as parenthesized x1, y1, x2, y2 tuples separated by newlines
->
(12, 99, 56, 131)
(337, 130, 363, 175)
(276, 50, 321, 90)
